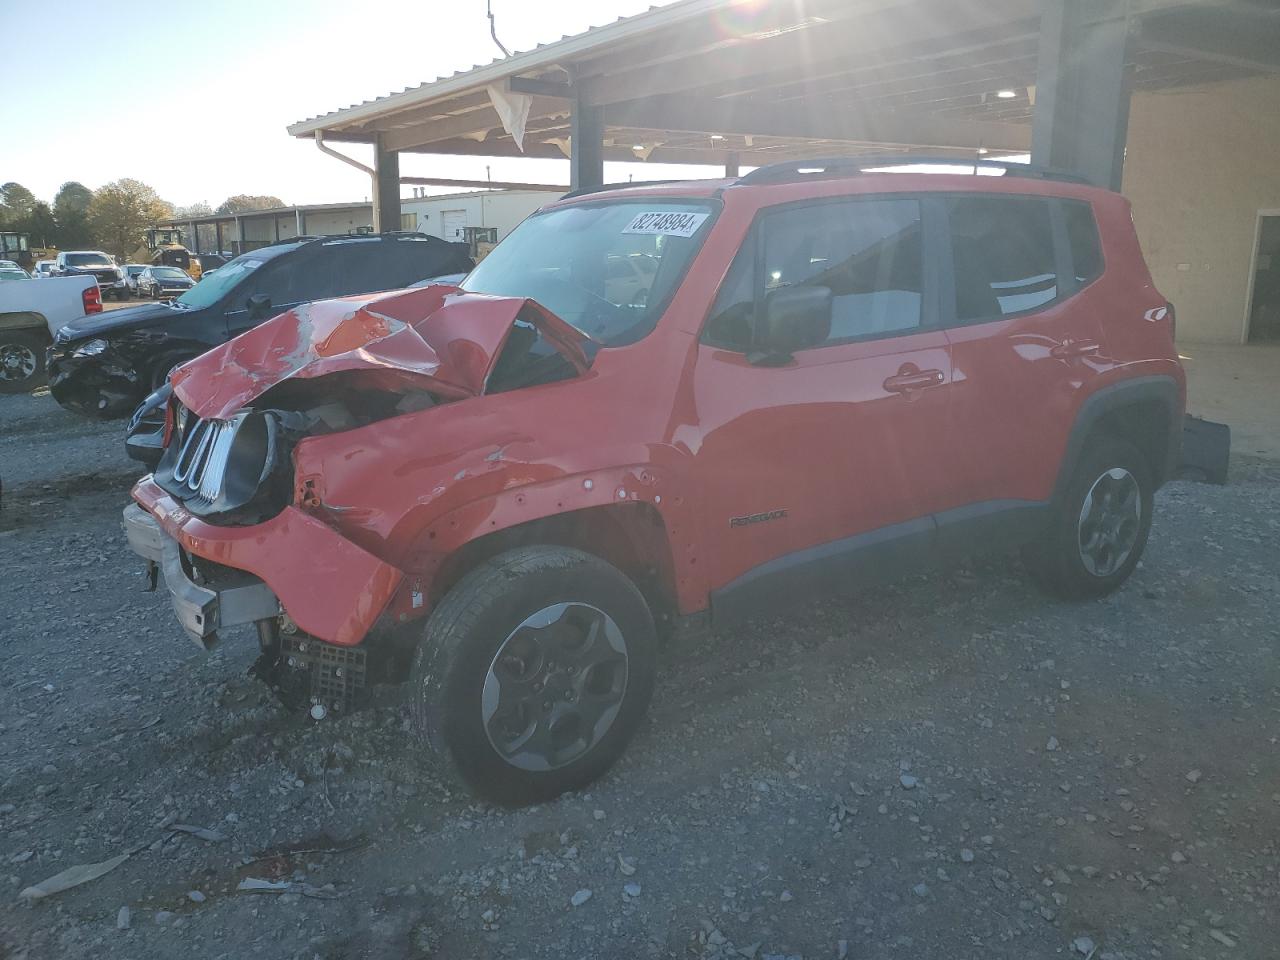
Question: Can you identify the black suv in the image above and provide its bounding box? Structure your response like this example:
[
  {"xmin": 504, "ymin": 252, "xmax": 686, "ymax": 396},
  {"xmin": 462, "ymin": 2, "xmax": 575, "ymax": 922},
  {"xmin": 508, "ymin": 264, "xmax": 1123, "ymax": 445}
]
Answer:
[{"xmin": 48, "ymin": 233, "xmax": 474, "ymax": 419}]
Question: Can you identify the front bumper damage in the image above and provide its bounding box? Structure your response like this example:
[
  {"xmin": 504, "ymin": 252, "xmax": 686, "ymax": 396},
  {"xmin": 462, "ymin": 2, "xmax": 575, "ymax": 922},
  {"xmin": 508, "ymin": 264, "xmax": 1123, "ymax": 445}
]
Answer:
[
  {"xmin": 126, "ymin": 478, "xmax": 404, "ymax": 648},
  {"xmin": 123, "ymin": 503, "xmax": 280, "ymax": 648},
  {"xmin": 47, "ymin": 348, "xmax": 142, "ymax": 419}
]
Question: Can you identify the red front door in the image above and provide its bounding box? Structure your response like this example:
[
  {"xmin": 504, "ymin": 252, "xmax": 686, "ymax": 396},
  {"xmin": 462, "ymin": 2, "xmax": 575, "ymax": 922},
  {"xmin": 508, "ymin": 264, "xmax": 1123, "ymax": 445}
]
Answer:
[{"xmin": 684, "ymin": 196, "xmax": 954, "ymax": 603}]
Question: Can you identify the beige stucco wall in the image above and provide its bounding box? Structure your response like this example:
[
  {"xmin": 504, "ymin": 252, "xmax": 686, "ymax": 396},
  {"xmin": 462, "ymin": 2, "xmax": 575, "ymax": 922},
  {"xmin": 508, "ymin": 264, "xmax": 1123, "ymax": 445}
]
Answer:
[{"xmin": 1122, "ymin": 74, "xmax": 1280, "ymax": 344}]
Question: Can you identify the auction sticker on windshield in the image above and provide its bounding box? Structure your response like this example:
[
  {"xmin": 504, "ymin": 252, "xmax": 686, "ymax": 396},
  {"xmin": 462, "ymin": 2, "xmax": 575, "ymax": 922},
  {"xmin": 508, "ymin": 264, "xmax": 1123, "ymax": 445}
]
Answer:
[{"xmin": 621, "ymin": 211, "xmax": 710, "ymax": 238}]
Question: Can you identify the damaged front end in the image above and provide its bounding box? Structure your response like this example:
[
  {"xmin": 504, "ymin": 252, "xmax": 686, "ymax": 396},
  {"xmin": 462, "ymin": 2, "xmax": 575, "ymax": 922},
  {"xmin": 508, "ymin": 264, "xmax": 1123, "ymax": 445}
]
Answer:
[
  {"xmin": 125, "ymin": 283, "xmax": 595, "ymax": 715},
  {"xmin": 47, "ymin": 336, "xmax": 146, "ymax": 419}
]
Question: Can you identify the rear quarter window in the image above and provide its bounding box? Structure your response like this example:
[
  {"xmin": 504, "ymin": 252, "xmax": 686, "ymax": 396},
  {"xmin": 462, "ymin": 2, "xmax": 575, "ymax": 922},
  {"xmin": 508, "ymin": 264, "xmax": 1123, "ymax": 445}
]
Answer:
[{"xmin": 1063, "ymin": 200, "xmax": 1103, "ymax": 284}]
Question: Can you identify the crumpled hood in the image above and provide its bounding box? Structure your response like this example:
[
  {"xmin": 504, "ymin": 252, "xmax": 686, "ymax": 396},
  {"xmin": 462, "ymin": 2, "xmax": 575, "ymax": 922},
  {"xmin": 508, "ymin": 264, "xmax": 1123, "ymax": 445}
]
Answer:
[
  {"xmin": 59, "ymin": 301, "xmax": 176, "ymax": 341},
  {"xmin": 171, "ymin": 284, "xmax": 592, "ymax": 420}
]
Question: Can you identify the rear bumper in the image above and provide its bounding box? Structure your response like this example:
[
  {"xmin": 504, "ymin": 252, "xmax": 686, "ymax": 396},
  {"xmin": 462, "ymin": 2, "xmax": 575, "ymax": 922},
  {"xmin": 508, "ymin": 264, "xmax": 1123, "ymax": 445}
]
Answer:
[
  {"xmin": 123, "ymin": 503, "xmax": 279, "ymax": 648},
  {"xmin": 130, "ymin": 477, "xmax": 404, "ymax": 647}
]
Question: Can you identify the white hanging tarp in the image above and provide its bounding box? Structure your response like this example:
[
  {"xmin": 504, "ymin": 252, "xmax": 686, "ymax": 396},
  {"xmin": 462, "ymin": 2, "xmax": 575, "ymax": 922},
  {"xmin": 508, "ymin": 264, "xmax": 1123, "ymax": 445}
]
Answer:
[{"xmin": 488, "ymin": 83, "xmax": 533, "ymax": 152}]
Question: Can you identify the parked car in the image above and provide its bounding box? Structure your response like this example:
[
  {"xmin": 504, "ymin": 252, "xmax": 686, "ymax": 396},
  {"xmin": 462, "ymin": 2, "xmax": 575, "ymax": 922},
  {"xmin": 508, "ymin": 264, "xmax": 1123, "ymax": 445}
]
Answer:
[
  {"xmin": 0, "ymin": 259, "xmax": 21, "ymax": 270},
  {"xmin": 0, "ymin": 267, "xmax": 32, "ymax": 282},
  {"xmin": 33, "ymin": 260, "xmax": 56, "ymax": 278},
  {"xmin": 119, "ymin": 159, "xmax": 1184, "ymax": 803},
  {"xmin": 54, "ymin": 250, "xmax": 122, "ymax": 298},
  {"xmin": 49, "ymin": 233, "xmax": 473, "ymax": 418},
  {"xmin": 121, "ymin": 264, "xmax": 148, "ymax": 297},
  {"xmin": 137, "ymin": 265, "xmax": 195, "ymax": 299},
  {"xmin": 604, "ymin": 252, "xmax": 659, "ymax": 306},
  {"xmin": 0, "ymin": 275, "xmax": 100, "ymax": 392}
]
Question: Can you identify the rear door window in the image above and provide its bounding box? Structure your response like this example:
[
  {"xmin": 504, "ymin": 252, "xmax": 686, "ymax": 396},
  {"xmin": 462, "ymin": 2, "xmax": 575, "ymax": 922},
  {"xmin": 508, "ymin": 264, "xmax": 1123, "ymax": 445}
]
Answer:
[{"xmin": 946, "ymin": 197, "xmax": 1059, "ymax": 322}]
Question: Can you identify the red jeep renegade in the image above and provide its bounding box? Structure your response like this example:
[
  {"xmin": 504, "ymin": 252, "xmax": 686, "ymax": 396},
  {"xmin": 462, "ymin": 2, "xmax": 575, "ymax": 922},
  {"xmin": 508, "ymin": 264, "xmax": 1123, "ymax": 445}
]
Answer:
[{"xmin": 123, "ymin": 158, "xmax": 1184, "ymax": 803}]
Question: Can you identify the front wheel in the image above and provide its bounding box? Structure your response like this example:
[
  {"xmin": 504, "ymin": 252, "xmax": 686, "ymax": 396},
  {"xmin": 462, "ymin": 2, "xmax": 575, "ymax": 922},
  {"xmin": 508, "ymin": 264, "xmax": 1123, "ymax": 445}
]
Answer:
[
  {"xmin": 410, "ymin": 546, "xmax": 657, "ymax": 805},
  {"xmin": 1023, "ymin": 436, "xmax": 1154, "ymax": 599}
]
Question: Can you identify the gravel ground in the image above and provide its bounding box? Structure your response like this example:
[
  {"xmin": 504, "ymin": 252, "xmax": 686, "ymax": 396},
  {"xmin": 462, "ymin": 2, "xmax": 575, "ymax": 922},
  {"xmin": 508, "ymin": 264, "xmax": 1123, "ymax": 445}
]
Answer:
[{"xmin": 1, "ymin": 390, "xmax": 1277, "ymax": 960}]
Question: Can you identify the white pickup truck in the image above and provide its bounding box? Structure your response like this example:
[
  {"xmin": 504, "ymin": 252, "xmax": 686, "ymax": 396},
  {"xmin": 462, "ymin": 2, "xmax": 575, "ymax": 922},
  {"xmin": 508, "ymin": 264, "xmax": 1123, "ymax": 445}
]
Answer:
[{"xmin": 0, "ymin": 275, "xmax": 100, "ymax": 393}]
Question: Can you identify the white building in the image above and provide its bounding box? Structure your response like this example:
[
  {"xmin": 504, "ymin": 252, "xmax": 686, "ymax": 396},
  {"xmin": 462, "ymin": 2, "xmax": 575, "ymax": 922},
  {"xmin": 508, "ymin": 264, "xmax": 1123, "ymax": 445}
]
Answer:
[{"xmin": 165, "ymin": 189, "xmax": 554, "ymax": 257}]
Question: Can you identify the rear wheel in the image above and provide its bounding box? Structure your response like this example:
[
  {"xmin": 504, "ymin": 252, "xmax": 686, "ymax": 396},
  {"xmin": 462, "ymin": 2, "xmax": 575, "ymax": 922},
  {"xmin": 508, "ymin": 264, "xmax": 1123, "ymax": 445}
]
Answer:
[
  {"xmin": 1023, "ymin": 436, "xmax": 1153, "ymax": 599},
  {"xmin": 410, "ymin": 546, "xmax": 657, "ymax": 804},
  {"xmin": 0, "ymin": 330, "xmax": 47, "ymax": 394}
]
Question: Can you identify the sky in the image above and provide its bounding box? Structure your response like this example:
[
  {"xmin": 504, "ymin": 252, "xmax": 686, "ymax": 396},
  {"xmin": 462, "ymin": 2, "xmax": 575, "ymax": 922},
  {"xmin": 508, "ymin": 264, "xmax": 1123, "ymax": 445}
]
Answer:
[{"xmin": 0, "ymin": 0, "xmax": 699, "ymax": 210}]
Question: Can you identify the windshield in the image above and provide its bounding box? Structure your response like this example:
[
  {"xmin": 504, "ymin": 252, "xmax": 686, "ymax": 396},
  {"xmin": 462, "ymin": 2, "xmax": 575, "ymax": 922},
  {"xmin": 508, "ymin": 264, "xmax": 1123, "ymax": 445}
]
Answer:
[
  {"xmin": 0, "ymin": 269, "xmax": 31, "ymax": 281},
  {"xmin": 66, "ymin": 253, "xmax": 112, "ymax": 267},
  {"xmin": 176, "ymin": 255, "xmax": 265, "ymax": 309},
  {"xmin": 460, "ymin": 199, "xmax": 718, "ymax": 345},
  {"xmin": 153, "ymin": 267, "xmax": 188, "ymax": 279}
]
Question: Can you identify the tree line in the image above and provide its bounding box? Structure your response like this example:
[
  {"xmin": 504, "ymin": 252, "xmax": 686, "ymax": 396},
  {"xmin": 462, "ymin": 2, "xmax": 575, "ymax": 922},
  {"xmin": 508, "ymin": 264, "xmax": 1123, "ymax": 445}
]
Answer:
[{"xmin": 0, "ymin": 180, "xmax": 284, "ymax": 261}]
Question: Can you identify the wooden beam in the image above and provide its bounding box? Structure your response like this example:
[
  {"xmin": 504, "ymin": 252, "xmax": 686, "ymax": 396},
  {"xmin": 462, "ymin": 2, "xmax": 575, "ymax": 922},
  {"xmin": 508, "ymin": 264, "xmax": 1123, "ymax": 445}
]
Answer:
[
  {"xmin": 1139, "ymin": 6, "xmax": 1280, "ymax": 73},
  {"xmin": 380, "ymin": 96, "xmax": 570, "ymax": 152},
  {"xmin": 400, "ymin": 176, "xmax": 567, "ymax": 192},
  {"xmin": 578, "ymin": 0, "xmax": 1035, "ymax": 105},
  {"xmin": 508, "ymin": 76, "xmax": 574, "ymax": 98},
  {"xmin": 603, "ymin": 94, "xmax": 1030, "ymax": 152}
]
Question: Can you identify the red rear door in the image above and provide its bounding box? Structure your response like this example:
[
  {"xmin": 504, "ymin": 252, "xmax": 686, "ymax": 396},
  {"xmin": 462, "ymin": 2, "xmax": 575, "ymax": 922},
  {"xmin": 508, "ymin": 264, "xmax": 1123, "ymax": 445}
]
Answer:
[{"xmin": 941, "ymin": 194, "xmax": 1114, "ymax": 513}]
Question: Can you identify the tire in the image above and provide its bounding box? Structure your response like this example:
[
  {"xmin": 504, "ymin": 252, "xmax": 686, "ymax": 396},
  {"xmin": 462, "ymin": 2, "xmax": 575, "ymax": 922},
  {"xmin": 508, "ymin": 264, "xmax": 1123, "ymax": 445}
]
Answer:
[
  {"xmin": 1023, "ymin": 436, "xmax": 1154, "ymax": 600},
  {"xmin": 149, "ymin": 353, "xmax": 194, "ymax": 392},
  {"xmin": 410, "ymin": 545, "xmax": 657, "ymax": 805},
  {"xmin": 0, "ymin": 330, "xmax": 47, "ymax": 394}
]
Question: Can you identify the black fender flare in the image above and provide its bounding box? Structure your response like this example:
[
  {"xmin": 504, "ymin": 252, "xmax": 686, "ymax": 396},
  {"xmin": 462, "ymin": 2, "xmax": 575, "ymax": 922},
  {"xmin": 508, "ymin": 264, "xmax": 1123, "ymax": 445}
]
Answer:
[{"xmin": 1053, "ymin": 375, "xmax": 1183, "ymax": 506}]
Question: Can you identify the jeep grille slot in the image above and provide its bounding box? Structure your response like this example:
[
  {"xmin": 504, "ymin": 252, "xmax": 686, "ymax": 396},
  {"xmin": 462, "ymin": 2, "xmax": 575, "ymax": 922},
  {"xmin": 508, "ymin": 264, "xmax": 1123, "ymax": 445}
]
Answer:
[{"xmin": 172, "ymin": 415, "xmax": 232, "ymax": 504}]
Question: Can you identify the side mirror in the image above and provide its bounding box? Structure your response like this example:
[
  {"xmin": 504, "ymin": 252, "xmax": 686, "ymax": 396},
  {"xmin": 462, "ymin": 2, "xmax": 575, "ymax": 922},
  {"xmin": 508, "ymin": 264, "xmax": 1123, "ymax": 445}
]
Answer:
[
  {"xmin": 246, "ymin": 293, "xmax": 273, "ymax": 321},
  {"xmin": 749, "ymin": 285, "xmax": 832, "ymax": 366}
]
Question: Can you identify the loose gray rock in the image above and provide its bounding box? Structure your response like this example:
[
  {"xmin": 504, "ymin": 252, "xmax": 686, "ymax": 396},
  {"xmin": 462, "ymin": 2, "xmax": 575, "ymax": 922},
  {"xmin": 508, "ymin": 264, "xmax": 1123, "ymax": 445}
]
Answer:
[
  {"xmin": 187, "ymin": 890, "xmax": 205, "ymax": 903},
  {"xmin": 900, "ymin": 774, "xmax": 919, "ymax": 789},
  {"xmin": 960, "ymin": 848, "xmax": 975, "ymax": 863},
  {"xmin": 913, "ymin": 882, "xmax": 929, "ymax": 897},
  {"xmin": 623, "ymin": 882, "xmax": 641, "ymax": 898},
  {"xmin": 570, "ymin": 889, "xmax": 592, "ymax": 907},
  {"xmin": 154, "ymin": 911, "xmax": 174, "ymax": 924},
  {"xmin": 116, "ymin": 906, "xmax": 130, "ymax": 930},
  {"xmin": 1073, "ymin": 935, "xmax": 1096, "ymax": 955}
]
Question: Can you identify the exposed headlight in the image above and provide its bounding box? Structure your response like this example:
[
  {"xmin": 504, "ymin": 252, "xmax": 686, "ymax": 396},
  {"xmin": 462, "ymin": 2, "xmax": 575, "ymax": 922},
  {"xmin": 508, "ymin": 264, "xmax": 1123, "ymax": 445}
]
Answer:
[
  {"xmin": 163, "ymin": 409, "xmax": 284, "ymax": 516},
  {"xmin": 71, "ymin": 338, "xmax": 109, "ymax": 358}
]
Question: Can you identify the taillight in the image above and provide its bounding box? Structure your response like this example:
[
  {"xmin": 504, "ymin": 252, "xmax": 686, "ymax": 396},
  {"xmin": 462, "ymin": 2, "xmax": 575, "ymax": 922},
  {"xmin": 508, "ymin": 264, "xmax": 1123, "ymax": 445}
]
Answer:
[{"xmin": 82, "ymin": 285, "xmax": 102, "ymax": 315}]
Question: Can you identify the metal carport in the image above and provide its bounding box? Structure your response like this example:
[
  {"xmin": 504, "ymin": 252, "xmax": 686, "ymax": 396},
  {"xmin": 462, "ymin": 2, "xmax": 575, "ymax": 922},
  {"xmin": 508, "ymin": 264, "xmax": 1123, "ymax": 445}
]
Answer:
[{"xmin": 286, "ymin": 0, "xmax": 1278, "ymax": 229}]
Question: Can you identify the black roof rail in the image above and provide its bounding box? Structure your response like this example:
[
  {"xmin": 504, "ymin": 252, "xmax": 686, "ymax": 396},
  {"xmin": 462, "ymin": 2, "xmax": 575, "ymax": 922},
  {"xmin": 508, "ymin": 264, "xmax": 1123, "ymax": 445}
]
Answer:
[
  {"xmin": 736, "ymin": 155, "xmax": 1092, "ymax": 187},
  {"xmin": 560, "ymin": 179, "xmax": 689, "ymax": 200}
]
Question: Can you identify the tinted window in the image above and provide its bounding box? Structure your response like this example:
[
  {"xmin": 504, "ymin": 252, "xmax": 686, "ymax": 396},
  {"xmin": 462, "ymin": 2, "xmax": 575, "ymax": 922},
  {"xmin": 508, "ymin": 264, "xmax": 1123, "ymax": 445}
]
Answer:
[
  {"xmin": 1063, "ymin": 201, "xmax": 1102, "ymax": 284},
  {"xmin": 302, "ymin": 238, "xmax": 454, "ymax": 301},
  {"xmin": 65, "ymin": 252, "xmax": 112, "ymax": 267},
  {"xmin": 947, "ymin": 197, "xmax": 1057, "ymax": 321},
  {"xmin": 706, "ymin": 198, "xmax": 923, "ymax": 349},
  {"xmin": 243, "ymin": 256, "xmax": 307, "ymax": 307}
]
